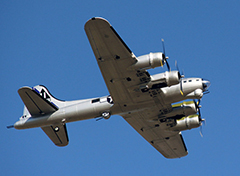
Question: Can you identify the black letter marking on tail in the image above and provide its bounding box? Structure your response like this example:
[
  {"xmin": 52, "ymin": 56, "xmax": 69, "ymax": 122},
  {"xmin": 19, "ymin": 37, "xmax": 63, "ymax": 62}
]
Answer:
[{"xmin": 40, "ymin": 89, "xmax": 51, "ymax": 102}]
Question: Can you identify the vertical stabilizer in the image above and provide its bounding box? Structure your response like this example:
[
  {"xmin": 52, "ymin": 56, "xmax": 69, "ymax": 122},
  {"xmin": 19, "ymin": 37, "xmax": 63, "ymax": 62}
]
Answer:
[
  {"xmin": 22, "ymin": 106, "xmax": 31, "ymax": 118},
  {"xmin": 18, "ymin": 85, "xmax": 65, "ymax": 117},
  {"xmin": 32, "ymin": 85, "xmax": 66, "ymax": 108}
]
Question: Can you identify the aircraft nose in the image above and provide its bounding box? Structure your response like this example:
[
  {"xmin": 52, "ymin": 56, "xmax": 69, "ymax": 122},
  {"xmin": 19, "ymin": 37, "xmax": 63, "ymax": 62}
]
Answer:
[{"xmin": 202, "ymin": 79, "xmax": 211, "ymax": 91}]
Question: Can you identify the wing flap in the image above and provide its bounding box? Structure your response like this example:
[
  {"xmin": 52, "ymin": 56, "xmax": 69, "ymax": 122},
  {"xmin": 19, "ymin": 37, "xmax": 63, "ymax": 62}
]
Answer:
[
  {"xmin": 41, "ymin": 123, "xmax": 69, "ymax": 147},
  {"xmin": 18, "ymin": 87, "xmax": 58, "ymax": 116}
]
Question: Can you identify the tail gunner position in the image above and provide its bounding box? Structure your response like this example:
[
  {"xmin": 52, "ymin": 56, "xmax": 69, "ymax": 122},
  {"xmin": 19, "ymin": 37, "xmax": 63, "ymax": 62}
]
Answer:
[{"xmin": 8, "ymin": 18, "xmax": 210, "ymax": 159}]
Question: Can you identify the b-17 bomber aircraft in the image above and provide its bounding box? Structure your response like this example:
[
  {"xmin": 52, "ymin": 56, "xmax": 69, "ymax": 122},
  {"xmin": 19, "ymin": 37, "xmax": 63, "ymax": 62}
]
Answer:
[{"xmin": 8, "ymin": 17, "xmax": 210, "ymax": 159}]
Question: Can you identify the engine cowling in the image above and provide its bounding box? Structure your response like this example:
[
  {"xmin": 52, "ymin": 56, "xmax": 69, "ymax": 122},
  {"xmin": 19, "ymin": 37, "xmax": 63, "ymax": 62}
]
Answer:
[
  {"xmin": 147, "ymin": 71, "xmax": 181, "ymax": 89},
  {"xmin": 185, "ymin": 89, "xmax": 203, "ymax": 99},
  {"xmin": 163, "ymin": 101, "xmax": 198, "ymax": 119},
  {"xmin": 130, "ymin": 52, "xmax": 164, "ymax": 70},
  {"xmin": 170, "ymin": 115, "xmax": 201, "ymax": 131}
]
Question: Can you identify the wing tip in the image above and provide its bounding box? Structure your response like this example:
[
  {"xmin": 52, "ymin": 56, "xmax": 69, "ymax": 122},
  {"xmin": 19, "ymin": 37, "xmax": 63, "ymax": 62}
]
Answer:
[
  {"xmin": 164, "ymin": 151, "xmax": 188, "ymax": 159},
  {"xmin": 18, "ymin": 86, "xmax": 31, "ymax": 94},
  {"xmin": 55, "ymin": 141, "xmax": 69, "ymax": 147},
  {"xmin": 85, "ymin": 17, "xmax": 110, "ymax": 29},
  {"xmin": 90, "ymin": 16, "xmax": 107, "ymax": 21}
]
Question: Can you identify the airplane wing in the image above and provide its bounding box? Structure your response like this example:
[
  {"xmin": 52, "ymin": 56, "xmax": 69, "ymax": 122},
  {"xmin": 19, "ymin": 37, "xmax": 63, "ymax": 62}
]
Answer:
[
  {"xmin": 41, "ymin": 123, "xmax": 69, "ymax": 146},
  {"xmin": 85, "ymin": 17, "xmax": 187, "ymax": 158},
  {"xmin": 18, "ymin": 87, "xmax": 59, "ymax": 116},
  {"xmin": 85, "ymin": 17, "xmax": 152, "ymax": 107},
  {"xmin": 122, "ymin": 106, "xmax": 188, "ymax": 158}
]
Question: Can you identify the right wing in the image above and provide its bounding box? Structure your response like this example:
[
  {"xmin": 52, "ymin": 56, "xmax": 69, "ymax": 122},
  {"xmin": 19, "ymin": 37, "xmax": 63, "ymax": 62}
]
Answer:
[
  {"xmin": 41, "ymin": 123, "xmax": 69, "ymax": 147},
  {"xmin": 122, "ymin": 106, "xmax": 188, "ymax": 159}
]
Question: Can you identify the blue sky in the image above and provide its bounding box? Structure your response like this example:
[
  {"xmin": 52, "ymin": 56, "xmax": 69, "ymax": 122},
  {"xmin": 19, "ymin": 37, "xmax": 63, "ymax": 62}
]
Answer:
[{"xmin": 1, "ymin": 1, "xmax": 239, "ymax": 175}]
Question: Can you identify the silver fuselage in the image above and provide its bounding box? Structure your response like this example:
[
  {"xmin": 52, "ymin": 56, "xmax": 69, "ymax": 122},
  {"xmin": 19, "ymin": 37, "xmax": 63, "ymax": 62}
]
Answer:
[{"xmin": 14, "ymin": 77, "xmax": 210, "ymax": 130}]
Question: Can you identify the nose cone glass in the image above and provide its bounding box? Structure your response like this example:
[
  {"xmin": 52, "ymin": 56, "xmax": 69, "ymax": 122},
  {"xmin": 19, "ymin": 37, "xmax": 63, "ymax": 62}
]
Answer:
[{"xmin": 202, "ymin": 79, "xmax": 211, "ymax": 91}]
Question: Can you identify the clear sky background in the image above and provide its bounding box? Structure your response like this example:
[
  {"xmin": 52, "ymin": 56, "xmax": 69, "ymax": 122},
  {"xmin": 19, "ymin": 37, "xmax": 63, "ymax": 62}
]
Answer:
[{"xmin": 1, "ymin": 1, "xmax": 239, "ymax": 175}]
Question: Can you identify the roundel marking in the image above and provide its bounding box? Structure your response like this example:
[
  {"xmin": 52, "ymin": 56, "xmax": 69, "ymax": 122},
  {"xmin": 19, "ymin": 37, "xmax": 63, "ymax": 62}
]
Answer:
[{"xmin": 107, "ymin": 95, "xmax": 114, "ymax": 104}]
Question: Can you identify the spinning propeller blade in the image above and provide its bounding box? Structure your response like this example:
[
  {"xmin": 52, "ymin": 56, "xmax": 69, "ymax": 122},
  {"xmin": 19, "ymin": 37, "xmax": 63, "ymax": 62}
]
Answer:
[
  {"xmin": 161, "ymin": 40, "xmax": 185, "ymax": 96},
  {"xmin": 161, "ymin": 39, "xmax": 165, "ymax": 55},
  {"xmin": 175, "ymin": 61, "xmax": 184, "ymax": 78},
  {"xmin": 175, "ymin": 61, "xmax": 184, "ymax": 95},
  {"xmin": 161, "ymin": 39, "xmax": 170, "ymax": 71},
  {"xmin": 193, "ymin": 99, "xmax": 206, "ymax": 137}
]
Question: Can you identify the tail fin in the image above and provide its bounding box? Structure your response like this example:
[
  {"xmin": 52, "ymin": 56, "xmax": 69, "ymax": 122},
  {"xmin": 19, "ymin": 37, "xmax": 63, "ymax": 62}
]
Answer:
[
  {"xmin": 18, "ymin": 85, "xmax": 69, "ymax": 146},
  {"xmin": 22, "ymin": 105, "xmax": 31, "ymax": 117},
  {"xmin": 32, "ymin": 85, "xmax": 65, "ymax": 108},
  {"xmin": 18, "ymin": 85, "xmax": 65, "ymax": 117}
]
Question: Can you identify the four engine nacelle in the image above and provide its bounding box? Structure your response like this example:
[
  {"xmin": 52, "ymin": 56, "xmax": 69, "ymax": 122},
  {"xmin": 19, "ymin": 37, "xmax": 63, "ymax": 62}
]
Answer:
[
  {"xmin": 131, "ymin": 52, "xmax": 164, "ymax": 70},
  {"xmin": 130, "ymin": 51, "xmax": 204, "ymax": 133},
  {"xmin": 147, "ymin": 71, "xmax": 181, "ymax": 89},
  {"xmin": 129, "ymin": 52, "xmax": 182, "ymax": 90},
  {"xmin": 170, "ymin": 115, "xmax": 201, "ymax": 131}
]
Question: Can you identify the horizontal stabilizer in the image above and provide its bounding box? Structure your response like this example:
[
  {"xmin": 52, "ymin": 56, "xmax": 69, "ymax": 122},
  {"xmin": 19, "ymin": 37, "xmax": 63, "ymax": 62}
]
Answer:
[
  {"xmin": 18, "ymin": 87, "xmax": 59, "ymax": 116},
  {"xmin": 41, "ymin": 123, "xmax": 69, "ymax": 147}
]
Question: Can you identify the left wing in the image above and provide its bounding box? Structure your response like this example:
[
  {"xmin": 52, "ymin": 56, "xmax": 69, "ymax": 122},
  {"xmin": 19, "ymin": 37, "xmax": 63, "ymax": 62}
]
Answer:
[
  {"xmin": 41, "ymin": 123, "xmax": 69, "ymax": 147},
  {"xmin": 85, "ymin": 17, "xmax": 152, "ymax": 108}
]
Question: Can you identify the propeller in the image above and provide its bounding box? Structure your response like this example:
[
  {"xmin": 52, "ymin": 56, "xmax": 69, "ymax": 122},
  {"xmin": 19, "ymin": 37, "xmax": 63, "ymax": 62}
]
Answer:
[
  {"xmin": 175, "ymin": 61, "xmax": 185, "ymax": 95},
  {"xmin": 193, "ymin": 99, "xmax": 206, "ymax": 137},
  {"xmin": 175, "ymin": 61, "xmax": 184, "ymax": 78},
  {"xmin": 161, "ymin": 39, "xmax": 170, "ymax": 71},
  {"xmin": 161, "ymin": 39, "xmax": 185, "ymax": 96}
]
